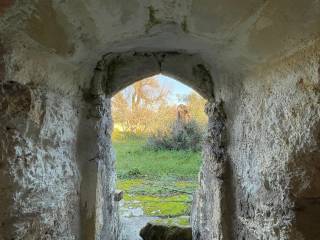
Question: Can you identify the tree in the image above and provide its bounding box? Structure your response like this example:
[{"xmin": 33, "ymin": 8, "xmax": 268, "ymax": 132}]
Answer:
[
  {"xmin": 183, "ymin": 92, "xmax": 207, "ymax": 126},
  {"xmin": 112, "ymin": 92, "xmax": 128, "ymax": 122},
  {"xmin": 129, "ymin": 77, "xmax": 168, "ymax": 112},
  {"xmin": 112, "ymin": 77, "xmax": 170, "ymax": 134}
]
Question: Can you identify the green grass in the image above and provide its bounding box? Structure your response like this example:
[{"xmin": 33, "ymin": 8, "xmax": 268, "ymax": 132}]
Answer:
[
  {"xmin": 124, "ymin": 194, "xmax": 191, "ymax": 217},
  {"xmin": 117, "ymin": 178, "xmax": 193, "ymax": 218},
  {"xmin": 114, "ymin": 134, "xmax": 201, "ymax": 225},
  {"xmin": 151, "ymin": 216, "xmax": 190, "ymax": 227},
  {"xmin": 117, "ymin": 178, "xmax": 197, "ymax": 196},
  {"xmin": 114, "ymin": 135, "xmax": 202, "ymax": 180}
]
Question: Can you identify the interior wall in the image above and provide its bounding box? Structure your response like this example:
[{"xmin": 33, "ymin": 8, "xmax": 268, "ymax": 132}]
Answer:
[
  {"xmin": 76, "ymin": 64, "xmax": 120, "ymax": 240},
  {"xmin": 192, "ymin": 101, "xmax": 231, "ymax": 240},
  {"xmin": 0, "ymin": 1, "xmax": 319, "ymax": 238},
  {"xmin": 1, "ymin": 45, "xmax": 319, "ymax": 240},
  {"xmin": 223, "ymin": 41, "xmax": 320, "ymax": 239},
  {"xmin": 0, "ymin": 81, "xmax": 81, "ymax": 239}
]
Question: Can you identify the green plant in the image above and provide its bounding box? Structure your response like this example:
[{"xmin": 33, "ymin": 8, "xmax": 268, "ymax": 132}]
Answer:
[
  {"xmin": 127, "ymin": 168, "xmax": 142, "ymax": 178},
  {"xmin": 114, "ymin": 136, "xmax": 201, "ymax": 180},
  {"xmin": 146, "ymin": 120, "xmax": 204, "ymax": 152}
]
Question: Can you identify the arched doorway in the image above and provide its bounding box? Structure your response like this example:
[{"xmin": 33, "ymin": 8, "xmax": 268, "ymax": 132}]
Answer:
[
  {"xmin": 112, "ymin": 74, "xmax": 207, "ymax": 239},
  {"xmin": 78, "ymin": 51, "xmax": 230, "ymax": 239}
]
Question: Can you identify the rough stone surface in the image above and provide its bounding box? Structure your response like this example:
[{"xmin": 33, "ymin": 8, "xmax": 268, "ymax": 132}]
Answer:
[
  {"xmin": 0, "ymin": 81, "xmax": 81, "ymax": 239},
  {"xmin": 0, "ymin": 0, "xmax": 14, "ymax": 16},
  {"xmin": 98, "ymin": 52, "xmax": 215, "ymax": 100},
  {"xmin": 139, "ymin": 223, "xmax": 192, "ymax": 240},
  {"xmin": 77, "ymin": 65, "xmax": 120, "ymax": 240},
  {"xmin": 0, "ymin": 1, "xmax": 319, "ymax": 239},
  {"xmin": 192, "ymin": 101, "xmax": 230, "ymax": 240},
  {"xmin": 224, "ymin": 44, "xmax": 320, "ymax": 239}
]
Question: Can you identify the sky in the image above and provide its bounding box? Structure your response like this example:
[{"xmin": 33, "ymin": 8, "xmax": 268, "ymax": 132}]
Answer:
[{"xmin": 155, "ymin": 74, "xmax": 193, "ymax": 104}]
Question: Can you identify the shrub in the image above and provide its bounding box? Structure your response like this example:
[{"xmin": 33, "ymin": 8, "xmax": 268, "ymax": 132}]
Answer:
[
  {"xmin": 146, "ymin": 120, "xmax": 204, "ymax": 152},
  {"xmin": 118, "ymin": 168, "xmax": 143, "ymax": 179},
  {"xmin": 127, "ymin": 168, "xmax": 143, "ymax": 177}
]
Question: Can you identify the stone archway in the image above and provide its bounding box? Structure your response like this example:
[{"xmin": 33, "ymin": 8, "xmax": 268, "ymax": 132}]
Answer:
[
  {"xmin": 0, "ymin": 1, "xmax": 319, "ymax": 239},
  {"xmin": 77, "ymin": 51, "xmax": 230, "ymax": 240},
  {"xmin": 94, "ymin": 51, "xmax": 215, "ymax": 99}
]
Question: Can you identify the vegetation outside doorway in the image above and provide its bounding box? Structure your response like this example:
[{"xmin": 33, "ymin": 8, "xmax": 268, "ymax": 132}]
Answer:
[{"xmin": 112, "ymin": 74, "xmax": 207, "ymax": 239}]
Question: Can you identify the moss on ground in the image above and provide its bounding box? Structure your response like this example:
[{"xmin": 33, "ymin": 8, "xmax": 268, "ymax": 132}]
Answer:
[
  {"xmin": 117, "ymin": 179, "xmax": 144, "ymax": 192},
  {"xmin": 152, "ymin": 216, "xmax": 190, "ymax": 227},
  {"xmin": 115, "ymin": 136, "xmax": 200, "ymax": 227},
  {"xmin": 123, "ymin": 194, "xmax": 190, "ymax": 217},
  {"xmin": 117, "ymin": 179, "xmax": 194, "ymax": 217}
]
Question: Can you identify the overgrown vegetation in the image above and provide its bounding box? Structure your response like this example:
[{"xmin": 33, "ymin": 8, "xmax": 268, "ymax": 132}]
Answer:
[
  {"xmin": 114, "ymin": 135, "xmax": 201, "ymax": 224},
  {"xmin": 146, "ymin": 120, "xmax": 204, "ymax": 152},
  {"xmin": 114, "ymin": 134, "xmax": 201, "ymax": 180},
  {"xmin": 112, "ymin": 75, "xmax": 207, "ymax": 228},
  {"xmin": 112, "ymin": 77, "xmax": 207, "ymax": 135}
]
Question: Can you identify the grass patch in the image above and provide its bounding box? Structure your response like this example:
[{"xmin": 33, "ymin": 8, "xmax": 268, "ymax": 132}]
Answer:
[
  {"xmin": 151, "ymin": 216, "xmax": 190, "ymax": 227},
  {"xmin": 117, "ymin": 178, "xmax": 197, "ymax": 198},
  {"xmin": 123, "ymin": 193, "xmax": 191, "ymax": 217},
  {"xmin": 114, "ymin": 136, "xmax": 201, "ymax": 180},
  {"xmin": 114, "ymin": 135, "xmax": 200, "ymax": 225},
  {"xmin": 117, "ymin": 178, "xmax": 193, "ymax": 219}
]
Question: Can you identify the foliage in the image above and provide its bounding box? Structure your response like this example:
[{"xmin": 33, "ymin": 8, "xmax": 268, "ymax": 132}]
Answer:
[
  {"xmin": 117, "ymin": 178, "xmax": 197, "ymax": 196},
  {"xmin": 112, "ymin": 77, "xmax": 170, "ymax": 134},
  {"xmin": 126, "ymin": 168, "xmax": 143, "ymax": 178},
  {"xmin": 114, "ymin": 136, "xmax": 200, "ymax": 225},
  {"xmin": 112, "ymin": 76, "xmax": 208, "ymax": 136},
  {"xmin": 146, "ymin": 120, "xmax": 204, "ymax": 152},
  {"xmin": 179, "ymin": 92, "xmax": 208, "ymax": 126},
  {"xmin": 112, "ymin": 92, "xmax": 130, "ymax": 131}
]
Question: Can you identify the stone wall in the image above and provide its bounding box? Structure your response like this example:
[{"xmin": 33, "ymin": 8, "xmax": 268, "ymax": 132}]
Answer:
[
  {"xmin": 0, "ymin": 81, "xmax": 81, "ymax": 239},
  {"xmin": 1, "ymin": 48, "xmax": 319, "ymax": 240},
  {"xmin": 225, "ymin": 43, "xmax": 320, "ymax": 239},
  {"xmin": 76, "ymin": 64, "xmax": 121, "ymax": 240},
  {"xmin": 191, "ymin": 41, "xmax": 320, "ymax": 240},
  {"xmin": 192, "ymin": 101, "xmax": 231, "ymax": 240},
  {"xmin": 0, "ymin": 1, "xmax": 319, "ymax": 238},
  {"xmin": 0, "ymin": 79, "xmax": 120, "ymax": 240}
]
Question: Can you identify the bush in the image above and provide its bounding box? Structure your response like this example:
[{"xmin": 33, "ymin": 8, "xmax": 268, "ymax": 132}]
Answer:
[
  {"xmin": 146, "ymin": 120, "xmax": 204, "ymax": 152},
  {"xmin": 127, "ymin": 168, "xmax": 143, "ymax": 177},
  {"xmin": 118, "ymin": 168, "xmax": 143, "ymax": 179}
]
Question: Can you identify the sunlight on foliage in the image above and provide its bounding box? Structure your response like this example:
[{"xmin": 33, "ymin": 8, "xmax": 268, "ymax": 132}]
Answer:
[
  {"xmin": 112, "ymin": 75, "xmax": 207, "ymax": 136},
  {"xmin": 113, "ymin": 75, "xmax": 204, "ymax": 228}
]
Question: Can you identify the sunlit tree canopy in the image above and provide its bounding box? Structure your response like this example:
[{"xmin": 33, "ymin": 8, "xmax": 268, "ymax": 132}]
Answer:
[{"xmin": 112, "ymin": 75, "xmax": 207, "ymax": 136}]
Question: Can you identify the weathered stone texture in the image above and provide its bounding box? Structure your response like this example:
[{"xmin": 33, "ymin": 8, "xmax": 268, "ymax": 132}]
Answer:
[
  {"xmin": 0, "ymin": 42, "xmax": 6, "ymax": 82},
  {"xmin": 0, "ymin": 0, "xmax": 14, "ymax": 16},
  {"xmin": 0, "ymin": 82, "xmax": 81, "ymax": 239},
  {"xmin": 92, "ymin": 96, "xmax": 120, "ymax": 240},
  {"xmin": 0, "ymin": 0, "xmax": 319, "ymax": 239},
  {"xmin": 192, "ymin": 101, "xmax": 230, "ymax": 240},
  {"xmin": 139, "ymin": 222, "xmax": 192, "ymax": 240},
  {"xmin": 226, "ymin": 44, "xmax": 320, "ymax": 239},
  {"xmin": 77, "ymin": 64, "xmax": 120, "ymax": 240}
]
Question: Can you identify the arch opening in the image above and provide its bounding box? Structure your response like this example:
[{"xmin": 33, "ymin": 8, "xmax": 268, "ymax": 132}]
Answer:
[
  {"xmin": 93, "ymin": 51, "xmax": 215, "ymax": 101},
  {"xmin": 81, "ymin": 51, "xmax": 230, "ymax": 240},
  {"xmin": 112, "ymin": 74, "xmax": 207, "ymax": 239}
]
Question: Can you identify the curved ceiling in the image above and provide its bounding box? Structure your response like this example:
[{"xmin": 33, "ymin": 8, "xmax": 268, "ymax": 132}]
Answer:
[{"xmin": 0, "ymin": 0, "xmax": 319, "ymax": 84}]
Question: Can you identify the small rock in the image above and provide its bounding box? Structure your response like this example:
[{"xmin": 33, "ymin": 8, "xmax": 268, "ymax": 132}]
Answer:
[{"xmin": 139, "ymin": 222, "xmax": 192, "ymax": 240}]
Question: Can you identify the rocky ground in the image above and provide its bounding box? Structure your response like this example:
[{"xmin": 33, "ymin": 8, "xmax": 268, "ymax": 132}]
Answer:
[{"xmin": 118, "ymin": 179, "xmax": 193, "ymax": 240}]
